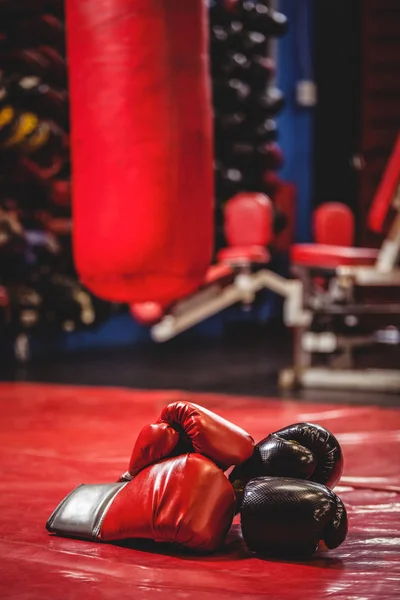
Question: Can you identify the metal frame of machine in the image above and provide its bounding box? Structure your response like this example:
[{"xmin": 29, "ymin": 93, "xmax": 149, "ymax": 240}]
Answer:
[{"xmin": 151, "ymin": 135, "xmax": 400, "ymax": 393}]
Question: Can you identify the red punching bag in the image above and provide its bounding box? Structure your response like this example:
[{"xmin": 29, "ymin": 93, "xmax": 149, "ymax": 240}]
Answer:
[{"xmin": 65, "ymin": 0, "xmax": 214, "ymax": 304}]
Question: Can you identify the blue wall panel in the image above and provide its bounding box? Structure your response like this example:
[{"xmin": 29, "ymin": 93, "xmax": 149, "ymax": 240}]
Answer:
[{"xmin": 277, "ymin": 0, "xmax": 315, "ymax": 242}]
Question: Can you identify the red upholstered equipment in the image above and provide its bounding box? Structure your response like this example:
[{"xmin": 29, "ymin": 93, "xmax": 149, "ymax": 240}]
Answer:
[
  {"xmin": 218, "ymin": 192, "xmax": 273, "ymax": 263},
  {"xmin": 131, "ymin": 194, "xmax": 273, "ymax": 325},
  {"xmin": 313, "ymin": 203, "xmax": 355, "ymax": 246},
  {"xmin": 204, "ymin": 263, "xmax": 234, "ymax": 283},
  {"xmin": 368, "ymin": 133, "xmax": 400, "ymax": 234},
  {"xmin": 130, "ymin": 302, "xmax": 164, "ymax": 326},
  {"xmin": 291, "ymin": 245, "xmax": 379, "ymax": 269},
  {"xmin": 130, "ymin": 264, "xmax": 235, "ymax": 325},
  {"xmin": 292, "ymin": 133, "xmax": 400, "ymax": 268},
  {"xmin": 66, "ymin": 0, "xmax": 214, "ymax": 305},
  {"xmin": 218, "ymin": 246, "xmax": 271, "ymax": 263}
]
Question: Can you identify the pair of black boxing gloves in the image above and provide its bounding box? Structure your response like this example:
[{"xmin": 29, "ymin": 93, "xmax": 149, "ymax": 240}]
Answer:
[{"xmin": 46, "ymin": 402, "xmax": 347, "ymax": 558}]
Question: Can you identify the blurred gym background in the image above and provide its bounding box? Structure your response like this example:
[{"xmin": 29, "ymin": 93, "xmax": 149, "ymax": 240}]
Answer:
[{"xmin": 0, "ymin": 0, "xmax": 399, "ymax": 400}]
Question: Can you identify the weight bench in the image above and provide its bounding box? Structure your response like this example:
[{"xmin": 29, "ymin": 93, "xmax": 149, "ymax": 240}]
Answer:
[
  {"xmin": 133, "ymin": 135, "xmax": 400, "ymax": 394},
  {"xmin": 280, "ymin": 133, "xmax": 400, "ymax": 392},
  {"xmin": 131, "ymin": 189, "xmax": 305, "ymax": 341}
]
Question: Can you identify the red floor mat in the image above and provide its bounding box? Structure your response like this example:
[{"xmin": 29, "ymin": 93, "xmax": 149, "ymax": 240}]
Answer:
[{"xmin": 0, "ymin": 383, "xmax": 399, "ymax": 599}]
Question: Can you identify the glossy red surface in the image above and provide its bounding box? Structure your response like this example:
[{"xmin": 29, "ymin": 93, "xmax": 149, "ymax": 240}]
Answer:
[
  {"xmin": 313, "ymin": 203, "xmax": 355, "ymax": 247},
  {"xmin": 224, "ymin": 193, "xmax": 273, "ymax": 248},
  {"xmin": 217, "ymin": 245, "xmax": 271, "ymax": 264},
  {"xmin": 1, "ymin": 383, "xmax": 399, "ymax": 599},
  {"xmin": 291, "ymin": 244, "xmax": 379, "ymax": 268}
]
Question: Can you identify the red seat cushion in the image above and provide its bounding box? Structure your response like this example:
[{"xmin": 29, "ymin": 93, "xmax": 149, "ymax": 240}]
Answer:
[
  {"xmin": 218, "ymin": 245, "xmax": 270, "ymax": 264},
  {"xmin": 291, "ymin": 244, "xmax": 379, "ymax": 268},
  {"xmin": 224, "ymin": 192, "xmax": 273, "ymax": 247},
  {"xmin": 313, "ymin": 203, "xmax": 354, "ymax": 246},
  {"xmin": 204, "ymin": 263, "xmax": 234, "ymax": 283}
]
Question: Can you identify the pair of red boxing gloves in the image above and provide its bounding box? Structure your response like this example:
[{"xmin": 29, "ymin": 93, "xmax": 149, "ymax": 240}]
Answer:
[{"xmin": 46, "ymin": 401, "xmax": 347, "ymax": 557}]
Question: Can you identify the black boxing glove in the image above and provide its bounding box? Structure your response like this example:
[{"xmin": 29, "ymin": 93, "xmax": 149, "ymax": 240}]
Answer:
[
  {"xmin": 229, "ymin": 422, "xmax": 343, "ymax": 509},
  {"xmin": 241, "ymin": 477, "xmax": 348, "ymax": 558}
]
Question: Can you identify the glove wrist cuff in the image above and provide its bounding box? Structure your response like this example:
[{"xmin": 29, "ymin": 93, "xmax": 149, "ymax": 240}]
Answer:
[{"xmin": 46, "ymin": 482, "xmax": 127, "ymax": 539}]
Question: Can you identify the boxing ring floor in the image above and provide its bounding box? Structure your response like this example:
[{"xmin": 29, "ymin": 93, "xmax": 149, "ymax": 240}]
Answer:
[{"xmin": 0, "ymin": 383, "xmax": 399, "ymax": 599}]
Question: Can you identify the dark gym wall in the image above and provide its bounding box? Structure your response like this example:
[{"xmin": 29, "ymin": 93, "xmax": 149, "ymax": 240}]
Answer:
[
  {"xmin": 314, "ymin": 0, "xmax": 400, "ymax": 246},
  {"xmin": 358, "ymin": 0, "xmax": 400, "ymax": 245},
  {"xmin": 313, "ymin": 0, "xmax": 361, "ymax": 224}
]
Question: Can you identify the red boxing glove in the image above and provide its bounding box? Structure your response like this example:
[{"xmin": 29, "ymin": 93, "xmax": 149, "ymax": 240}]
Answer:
[
  {"xmin": 47, "ymin": 454, "xmax": 236, "ymax": 554},
  {"xmin": 120, "ymin": 401, "xmax": 254, "ymax": 480}
]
